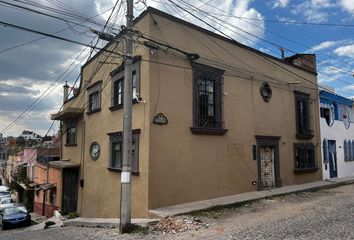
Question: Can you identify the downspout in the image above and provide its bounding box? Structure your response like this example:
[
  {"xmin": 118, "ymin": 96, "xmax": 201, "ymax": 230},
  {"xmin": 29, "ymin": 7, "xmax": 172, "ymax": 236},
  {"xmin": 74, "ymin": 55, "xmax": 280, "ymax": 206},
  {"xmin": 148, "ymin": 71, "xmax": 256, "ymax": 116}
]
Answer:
[
  {"xmin": 80, "ymin": 120, "xmax": 85, "ymax": 214},
  {"xmin": 42, "ymin": 190, "xmax": 45, "ymax": 216}
]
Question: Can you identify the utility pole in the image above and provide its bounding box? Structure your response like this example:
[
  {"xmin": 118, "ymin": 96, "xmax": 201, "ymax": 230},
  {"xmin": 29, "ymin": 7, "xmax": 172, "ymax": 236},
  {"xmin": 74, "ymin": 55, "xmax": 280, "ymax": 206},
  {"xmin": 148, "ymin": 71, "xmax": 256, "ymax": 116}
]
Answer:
[{"xmin": 120, "ymin": 0, "xmax": 134, "ymax": 233}]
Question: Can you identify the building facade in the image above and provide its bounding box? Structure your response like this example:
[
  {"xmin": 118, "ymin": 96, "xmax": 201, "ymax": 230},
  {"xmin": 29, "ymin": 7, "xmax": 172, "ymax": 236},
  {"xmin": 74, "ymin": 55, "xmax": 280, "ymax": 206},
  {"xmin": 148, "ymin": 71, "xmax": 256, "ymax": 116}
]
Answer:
[
  {"xmin": 52, "ymin": 8, "xmax": 322, "ymax": 218},
  {"xmin": 319, "ymin": 90, "xmax": 354, "ymax": 179}
]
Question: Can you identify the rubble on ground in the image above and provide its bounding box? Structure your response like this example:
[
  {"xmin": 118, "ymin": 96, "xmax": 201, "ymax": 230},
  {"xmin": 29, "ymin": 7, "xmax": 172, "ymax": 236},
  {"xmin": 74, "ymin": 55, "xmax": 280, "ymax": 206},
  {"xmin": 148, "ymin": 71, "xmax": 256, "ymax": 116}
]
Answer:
[{"xmin": 151, "ymin": 216, "xmax": 209, "ymax": 234}]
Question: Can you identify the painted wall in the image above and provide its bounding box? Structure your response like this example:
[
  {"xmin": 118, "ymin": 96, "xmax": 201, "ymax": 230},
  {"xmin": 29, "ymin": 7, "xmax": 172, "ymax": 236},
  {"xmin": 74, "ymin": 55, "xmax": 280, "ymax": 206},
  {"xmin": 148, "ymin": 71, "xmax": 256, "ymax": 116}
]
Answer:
[
  {"xmin": 58, "ymin": 9, "xmax": 323, "ymax": 218},
  {"xmin": 23, "ymin": 148, "xmax": 37, "ymax": 180},
  {"xmin": 60, "ymin": 15, "xmax": 152, "ymax": 218},
  {"xmin": 33, "ymin": 164, "xmax": 61, "ymax": 217},
  {"xmin": 147, "ymin": 11, "xmax": 322, "ymax": 210},
  {"xmin": 320, "ymin": 117, "xmax": 354, "ymax": 179}
]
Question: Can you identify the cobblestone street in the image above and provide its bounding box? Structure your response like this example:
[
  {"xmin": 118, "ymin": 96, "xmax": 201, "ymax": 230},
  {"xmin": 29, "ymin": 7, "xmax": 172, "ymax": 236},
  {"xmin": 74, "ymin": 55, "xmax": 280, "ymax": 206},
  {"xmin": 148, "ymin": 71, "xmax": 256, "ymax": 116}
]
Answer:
[{"xmin": 1, "ymin": 184, "xmax": 354, "ymax": 240}]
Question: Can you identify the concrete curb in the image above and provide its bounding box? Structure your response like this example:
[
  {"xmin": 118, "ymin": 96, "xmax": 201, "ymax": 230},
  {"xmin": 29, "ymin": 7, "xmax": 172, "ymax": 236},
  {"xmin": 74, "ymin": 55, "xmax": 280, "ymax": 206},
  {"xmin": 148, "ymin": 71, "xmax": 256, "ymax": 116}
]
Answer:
[
  {"xmin": 64, "ymin": 218, "xmax": 160, "ymax": 229},
  {"xmin": 150, "ymin": 177, "xmax": 354, "ymax": 218},
  {"xmin": 61, "ymin": 177, "xmax": 354, "ymax": 228}
]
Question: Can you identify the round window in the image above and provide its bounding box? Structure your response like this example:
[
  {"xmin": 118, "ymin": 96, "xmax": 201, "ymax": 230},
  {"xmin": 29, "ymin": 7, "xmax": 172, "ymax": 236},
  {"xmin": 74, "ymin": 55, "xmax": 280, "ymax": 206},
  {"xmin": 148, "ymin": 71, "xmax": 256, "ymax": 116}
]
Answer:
[{"xmin": 260, "ymin": 82, "xmax": 272, "ymax": 102}]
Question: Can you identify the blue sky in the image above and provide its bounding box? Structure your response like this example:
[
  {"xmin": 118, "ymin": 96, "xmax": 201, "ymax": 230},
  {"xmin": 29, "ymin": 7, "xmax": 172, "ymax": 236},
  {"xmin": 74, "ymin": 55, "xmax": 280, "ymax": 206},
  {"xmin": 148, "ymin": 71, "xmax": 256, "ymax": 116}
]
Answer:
[{"xmin": 0, "ymin": 0, "xmax": 353, "ymax": 137}]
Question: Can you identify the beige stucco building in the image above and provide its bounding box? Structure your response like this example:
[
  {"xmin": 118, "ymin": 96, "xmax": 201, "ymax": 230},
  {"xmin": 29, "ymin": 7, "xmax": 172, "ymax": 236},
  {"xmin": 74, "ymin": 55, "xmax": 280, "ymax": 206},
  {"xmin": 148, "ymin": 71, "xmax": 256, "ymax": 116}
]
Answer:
[{"xmin": 52, "ymin": 7, "xmax": 322, "ymax": 218}]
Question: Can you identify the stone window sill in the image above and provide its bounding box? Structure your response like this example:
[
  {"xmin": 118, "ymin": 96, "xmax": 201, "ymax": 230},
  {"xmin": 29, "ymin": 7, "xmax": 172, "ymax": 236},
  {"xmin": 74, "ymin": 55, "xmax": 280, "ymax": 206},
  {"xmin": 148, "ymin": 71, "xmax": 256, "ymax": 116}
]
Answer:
[
  {"xmin": 190, "ymin": 127, "xmax": 228, "ymax": 135},
  {"xmin": 107, "ymin": 167, "xmax": 139, "ymax": 176},
  {"xmin": 65, "ymin": 143, "xmax": 77, "ymax": 147},
  {"xmin": 294, "ymin": 167, "xmax": 318, "ymax": 174},
  {"xmin": 86, "ymin": 108, "xmax": 101, "ymax": 115},
  {"xmin": 296, "ymin": 133, "xmax": 314, "ymax": 140}
]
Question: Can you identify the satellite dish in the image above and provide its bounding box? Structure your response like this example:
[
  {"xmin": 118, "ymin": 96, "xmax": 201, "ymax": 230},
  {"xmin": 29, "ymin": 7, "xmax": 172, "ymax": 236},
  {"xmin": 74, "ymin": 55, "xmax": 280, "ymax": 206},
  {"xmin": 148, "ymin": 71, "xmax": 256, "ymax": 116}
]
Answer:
[{"xmin": 341, "ymin": 106, "xmax": 350, "ymax": 129}]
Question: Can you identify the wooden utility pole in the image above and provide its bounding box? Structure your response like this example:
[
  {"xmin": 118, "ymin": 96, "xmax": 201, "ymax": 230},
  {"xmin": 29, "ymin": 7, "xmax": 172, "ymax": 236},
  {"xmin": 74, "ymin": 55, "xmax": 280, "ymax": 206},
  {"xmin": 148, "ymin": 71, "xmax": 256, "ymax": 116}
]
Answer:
[{"xmin": 120, "ymin": 0, "xmax": 134, "ymax": 233}]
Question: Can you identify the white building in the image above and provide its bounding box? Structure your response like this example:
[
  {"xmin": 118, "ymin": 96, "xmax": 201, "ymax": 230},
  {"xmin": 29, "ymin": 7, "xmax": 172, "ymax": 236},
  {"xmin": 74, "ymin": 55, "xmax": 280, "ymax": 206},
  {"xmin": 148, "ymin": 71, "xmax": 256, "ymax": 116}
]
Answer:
[
  {"xmin": 320, "ymin": 90, "xmax": 354, "ymax": 179},
  {"xmin": 20, "ymin": 130, "xmax": 41, "ymax": 141}
]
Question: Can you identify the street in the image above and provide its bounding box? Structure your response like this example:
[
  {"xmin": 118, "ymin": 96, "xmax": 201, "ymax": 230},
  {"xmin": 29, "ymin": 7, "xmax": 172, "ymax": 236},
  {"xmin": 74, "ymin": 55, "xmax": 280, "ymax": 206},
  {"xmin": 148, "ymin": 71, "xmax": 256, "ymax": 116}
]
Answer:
[{"xmin": 1, "ymin": 184, "xmax": 354, "ymax": 239}]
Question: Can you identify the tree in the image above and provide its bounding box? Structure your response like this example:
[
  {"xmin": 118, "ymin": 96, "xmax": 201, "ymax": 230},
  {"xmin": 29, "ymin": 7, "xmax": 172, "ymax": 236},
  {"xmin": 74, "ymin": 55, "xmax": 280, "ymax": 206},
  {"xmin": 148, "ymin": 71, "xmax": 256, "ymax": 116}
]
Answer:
[{"xmin": 16, "ymin": 136, "xmax": 25, "ymax": 147}]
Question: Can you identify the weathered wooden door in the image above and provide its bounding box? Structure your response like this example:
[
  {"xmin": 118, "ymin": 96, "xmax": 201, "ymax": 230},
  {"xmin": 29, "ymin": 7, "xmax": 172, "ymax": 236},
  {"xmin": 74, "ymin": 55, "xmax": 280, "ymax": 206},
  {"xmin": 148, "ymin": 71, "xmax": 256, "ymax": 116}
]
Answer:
[
  {"xmin": 61, "ymin": 168, "xmax": 79, "ymax": 214},
  {"xmin": 260, "ymin": 146, "xmax": 275, "ymax": 189}
]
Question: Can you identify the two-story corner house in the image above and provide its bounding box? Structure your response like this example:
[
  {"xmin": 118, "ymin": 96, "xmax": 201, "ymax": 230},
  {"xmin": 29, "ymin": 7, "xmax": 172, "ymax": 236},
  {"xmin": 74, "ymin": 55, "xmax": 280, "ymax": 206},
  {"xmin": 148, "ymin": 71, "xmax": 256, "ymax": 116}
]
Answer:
[
  {"xmin": 319, "ymin": 90, "xmax": 354, "ymax": 180},
  {"xmin": 51, "ymin": 7, "xmax": 322, "ymax": 218}
]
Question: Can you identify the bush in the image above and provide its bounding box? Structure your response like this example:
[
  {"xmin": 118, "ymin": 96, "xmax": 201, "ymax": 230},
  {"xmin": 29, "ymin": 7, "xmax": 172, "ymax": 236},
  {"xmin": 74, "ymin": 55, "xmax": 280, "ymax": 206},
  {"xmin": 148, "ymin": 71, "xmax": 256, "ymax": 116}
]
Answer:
[{"xmin": 68, "ymin": 212, "xmax": 79, "ymax": 219}]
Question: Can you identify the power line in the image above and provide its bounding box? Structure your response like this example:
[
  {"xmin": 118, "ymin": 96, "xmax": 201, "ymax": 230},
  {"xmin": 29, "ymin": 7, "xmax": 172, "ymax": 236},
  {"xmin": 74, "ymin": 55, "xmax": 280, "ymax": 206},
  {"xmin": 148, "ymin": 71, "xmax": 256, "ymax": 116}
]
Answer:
[
  {"xmin": 0, "ymin": 0, "xmax": 124, "ymax": 134},
  {"xmin": 0, "ymin": 20, "xmax": 123, "ymax": 57},
  {"xmin": 41, "ymin": 0, "xmax": 123, "ymax": 139},
  {"xmin": 175, "ymin": 0, "xmax": 354, "ymax": 75},
  {"xmin": 0, "ymin": 5, "xmax": 116, "ymax": 54},
  {"xmin": 8, "ymin": 0, "xmax": 111, "ymax": 29},
  {"xmin": 149, "ymin": 0, "xmax": 354, "ymax": 27},
  {"xmin": 0, "ymin": 0, "xmax": 96, "ymax": 30},
  {"xmin": 166, "ymin": 0, "xmax": 353, "ymax": 90}
]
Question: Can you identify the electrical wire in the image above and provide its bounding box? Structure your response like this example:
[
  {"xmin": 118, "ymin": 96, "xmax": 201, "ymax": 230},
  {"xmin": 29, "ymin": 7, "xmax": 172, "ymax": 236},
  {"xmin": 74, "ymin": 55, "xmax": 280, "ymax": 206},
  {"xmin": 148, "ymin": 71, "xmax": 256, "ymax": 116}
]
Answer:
[
  {"xmin": 0, "ymin": 5, "xmax": 116, "ymax": 54},
  {"xmin": 163, "ymin": 0, "xmax": 352, "ymax": 92}
]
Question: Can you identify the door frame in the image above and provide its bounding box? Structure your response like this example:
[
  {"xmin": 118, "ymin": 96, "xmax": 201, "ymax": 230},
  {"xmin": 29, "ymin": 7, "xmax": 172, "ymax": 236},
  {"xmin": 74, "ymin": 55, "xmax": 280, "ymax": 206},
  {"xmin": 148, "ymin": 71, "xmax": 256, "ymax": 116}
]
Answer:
[
  {"xmin": 328, "ymin": 140, "xmax": 337, "ymax": 178},
  {"xmin": 61, "ymin": 167, "xmax": 79, "ymax": 214},
  {"xmin": 256, "ymin": 135, "xmax": 281, "ymax": 191}
]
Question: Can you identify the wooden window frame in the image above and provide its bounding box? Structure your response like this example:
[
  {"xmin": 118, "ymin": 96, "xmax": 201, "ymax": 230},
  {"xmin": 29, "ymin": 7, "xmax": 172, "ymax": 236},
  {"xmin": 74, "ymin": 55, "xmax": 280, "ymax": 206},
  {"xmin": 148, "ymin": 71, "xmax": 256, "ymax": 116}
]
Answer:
[
  {"xmin": 107, "ymin": 129, "xmax": 140, "ymax": 174},
  {"xmin": 294, "ymin": 91, "xmax": 314, "ymax": 139},
  {"xmin": 190, "ymin": 62, "xmax": 228, "ymax": 135},
  {"xmin": 65, "ymin": 121, "xmax": 77, "ymax": 146},
  {"xmin": 110, "ymin": 60, "xmax": 140, "ymax": 111},
  {"xmin": 294, "ymin": 143, "xmax": 318, "ymax": 173},
  {"xmin": 86, "ymin": 81, "xmax": 102, "ymax": 115}
]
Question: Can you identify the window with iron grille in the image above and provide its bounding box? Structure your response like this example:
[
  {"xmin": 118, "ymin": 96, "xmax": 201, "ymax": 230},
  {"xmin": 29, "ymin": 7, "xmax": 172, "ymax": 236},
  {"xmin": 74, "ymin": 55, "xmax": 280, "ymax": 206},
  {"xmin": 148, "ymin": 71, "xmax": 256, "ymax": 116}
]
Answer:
[
  {"xmin": 191, "ymin": 62, "xmax": 227, "ymax": 135},
  {"xmin": 294, "ymin": 91, "xmax": 313, "ymax": 139},
  {"xmin": 294, "ymin": 143, "xmax": 317, "ymax": 171},
  {"xmin": 107, "ymin": 129, "xmax": 140, "ymax": 173}
]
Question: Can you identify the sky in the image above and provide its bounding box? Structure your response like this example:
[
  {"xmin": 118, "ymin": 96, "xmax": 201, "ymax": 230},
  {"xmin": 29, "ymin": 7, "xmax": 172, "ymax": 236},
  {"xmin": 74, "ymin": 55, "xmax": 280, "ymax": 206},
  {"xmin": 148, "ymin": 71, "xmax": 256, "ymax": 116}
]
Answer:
[{"xmin": 0, "ymin": 0, "xmax": 353, "ymax": 137}]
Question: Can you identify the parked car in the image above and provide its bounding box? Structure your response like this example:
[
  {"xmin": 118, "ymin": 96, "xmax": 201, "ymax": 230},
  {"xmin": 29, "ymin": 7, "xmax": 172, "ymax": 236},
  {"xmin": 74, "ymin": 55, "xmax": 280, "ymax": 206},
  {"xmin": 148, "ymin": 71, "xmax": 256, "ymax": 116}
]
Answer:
[
  {"xmin": 0, "ymin": 195, "xmax": 11, "ymax": 202},
  {"xmin": 0, "ymin": 198, "xmax": 14, "ymax": 214},
  {"xmin": 0, "ymin": 186, "xmax": 9, "ymax": 192},
  {"xmin": 2, "ymin": 206, "xmax": 31, "ymax": 230}
]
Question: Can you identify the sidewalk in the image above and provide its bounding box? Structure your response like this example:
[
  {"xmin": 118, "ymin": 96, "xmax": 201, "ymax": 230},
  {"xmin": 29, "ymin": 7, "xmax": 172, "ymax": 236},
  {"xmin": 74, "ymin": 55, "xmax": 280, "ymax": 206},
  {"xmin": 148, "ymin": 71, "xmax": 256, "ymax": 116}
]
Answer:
[
  {"xmin": 30, "ymin": 212, "xmax": 47, "ymax": 225},
  {"xmin": 63, "ymin": 176, "xmax": 354, "ymax": 228},
  {"xmin": 149, "ymin": 176, "xmax": 354, "ymax": 218}
]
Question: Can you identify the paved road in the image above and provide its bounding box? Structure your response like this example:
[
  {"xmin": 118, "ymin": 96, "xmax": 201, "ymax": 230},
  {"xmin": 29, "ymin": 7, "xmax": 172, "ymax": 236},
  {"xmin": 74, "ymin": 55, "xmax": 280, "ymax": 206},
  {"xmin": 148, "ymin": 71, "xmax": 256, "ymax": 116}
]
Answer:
[{"xmin": 1, "ymin": 184, "xmax": 354, "ymax": 239}]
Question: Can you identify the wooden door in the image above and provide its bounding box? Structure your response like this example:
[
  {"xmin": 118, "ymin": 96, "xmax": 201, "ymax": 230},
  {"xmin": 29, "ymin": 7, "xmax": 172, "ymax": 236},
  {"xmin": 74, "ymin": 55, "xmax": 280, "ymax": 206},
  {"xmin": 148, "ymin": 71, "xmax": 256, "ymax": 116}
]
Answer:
[
  {"xmin": 260, "ymin": 146, "xmax": 275, "ymax": 189},
  {"xmin": 61, "ymin": 168, "xmax": 79, "ymax": 214}
]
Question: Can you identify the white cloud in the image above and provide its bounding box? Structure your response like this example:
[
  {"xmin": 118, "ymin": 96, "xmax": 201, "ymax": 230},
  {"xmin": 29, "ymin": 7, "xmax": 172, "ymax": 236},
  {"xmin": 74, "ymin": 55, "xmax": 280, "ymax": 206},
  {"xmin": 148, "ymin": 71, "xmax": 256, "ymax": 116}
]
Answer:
[
  {"xmin": 339, "ymin": 0, "xmax": 354, "ymax": 13},
  {"xmin": 271, "ymin": 0, "xmax": 290, "ymax": 9},
  {"xmin": 291, "ymin": 0, "xmax": 336, "ymax": 23},
  {"xmin": 334, "ymin": 44, "xmax": 354, "ymax": 59},
  {"xmin": 141, "ymin": 0, "xmax": 265, "ymax": 46},
  {"xmin": 341, "ymin": 85, "xmax": 354, "ymax": 91},
  {"xmin": 312, "ymin": 41, "xmax": 338, "ymax": 51}
]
